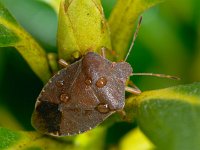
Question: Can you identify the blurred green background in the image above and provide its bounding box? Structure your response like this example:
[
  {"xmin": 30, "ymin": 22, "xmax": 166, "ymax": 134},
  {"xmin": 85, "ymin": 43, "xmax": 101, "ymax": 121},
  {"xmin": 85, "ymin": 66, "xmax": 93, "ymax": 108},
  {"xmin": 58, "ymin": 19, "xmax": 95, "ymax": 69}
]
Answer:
[{"xmin": 0, "ymin": 0, "xmax": 200, "ymax": 149}]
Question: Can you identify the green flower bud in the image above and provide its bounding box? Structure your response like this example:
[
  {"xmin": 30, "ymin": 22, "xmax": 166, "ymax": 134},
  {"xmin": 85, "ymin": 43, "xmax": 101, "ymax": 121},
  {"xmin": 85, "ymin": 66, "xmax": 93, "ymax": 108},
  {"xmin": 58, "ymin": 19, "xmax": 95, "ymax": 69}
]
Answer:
[{"xmin": 57, "ymin": 0, "xmax": 111, "ymax": 63}]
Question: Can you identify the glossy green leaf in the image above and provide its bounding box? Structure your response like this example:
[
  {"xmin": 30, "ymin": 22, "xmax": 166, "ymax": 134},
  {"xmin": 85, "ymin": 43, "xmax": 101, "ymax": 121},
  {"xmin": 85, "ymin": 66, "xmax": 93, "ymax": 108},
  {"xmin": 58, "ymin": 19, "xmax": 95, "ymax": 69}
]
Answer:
[
  {"xmin": 74, "ymin": 127, "xmax": 106, "ymax": 150},
  {"xmin": 109, "ymin": 0, "xmax": 164, "ymax": 60},
  {"xmin": 57, "ymin": 0, "xmax": 111, "ymax": 62},
  {"xmin": 0, "ymin": 106, "xmax": 23, "ymax": 130},
  {"xmin": 0, "ymin": 127, "xmax": 75, "ymax": 150},
  {"xmin": 0, "ymin": 2, "xmax": 51, "ymax": 83},
  {"xmin": 0, "ymin": 127, "xmax": 21, "ymax": 149},
  {"xmin": 1, "ymin": 0, "xmax": 58, "ymax": 50},
  {"xmin": 119, "ymin": 128, "xmax": 154, "ymax": 150},
  {"xmin": 125, "ymin": 82, "xmax": 200, "ymax": 150},
  {"xmin": 0, "ymin": 126, "xmax": 108, "ymax": 150},
  {"xmin": 40, "ymin": 0, "xmax": 61, "ymax": 13}
]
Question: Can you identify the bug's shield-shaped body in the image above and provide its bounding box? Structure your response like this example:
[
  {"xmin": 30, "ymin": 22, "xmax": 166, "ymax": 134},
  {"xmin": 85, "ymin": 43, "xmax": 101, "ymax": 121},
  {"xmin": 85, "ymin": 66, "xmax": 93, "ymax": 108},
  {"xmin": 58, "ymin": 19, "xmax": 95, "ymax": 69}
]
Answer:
[{"xmin": 31, "ymin": 52, "xmax": 132, "ymax": 136}]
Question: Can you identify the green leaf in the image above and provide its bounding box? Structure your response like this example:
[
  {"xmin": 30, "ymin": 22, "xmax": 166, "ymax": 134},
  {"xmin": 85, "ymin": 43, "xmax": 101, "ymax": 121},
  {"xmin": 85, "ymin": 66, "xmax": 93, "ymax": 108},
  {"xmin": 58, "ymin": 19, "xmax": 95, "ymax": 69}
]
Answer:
[
  {"xmin": 108, "ymin": 0, "xmax": 164, "ymax": 60},
  {"xmin": 0, "ymin": 127, "xmax": 21, "ymax": 149},
  {"xmin": 0, "ymin": 127, "xmax": 75, "ymax": 150},
  {"xmin": 119, "ymin": 128, "xmax": 154, "ymax": 150},
  {"xmin": 74, "ymin": 127, "xmax": 106, "ymax": 150},
  {"xmin": 57, "ymin": 0, "xmax": 112, "ymax": 62},
  {"xmin": 0, "ymin": 126, "xmax": 107, "ymax": 150},
  {"xmin": 0, "ymin": 106, "xmax": 23, "ymax": 130},
  {"xmin": 0, "ymin": 2, "xmax": 51, "ymax": 83},
  {"xmin": 1, "ymin": 0, "xmax": 58, "ymax": 50},
  {"xmin": 125, "ymin": 82, "xmax": 200, "ymax": 150},
  {"xmin": 40, "ymin": 0, "xmax": 61, "ymax": 13}
]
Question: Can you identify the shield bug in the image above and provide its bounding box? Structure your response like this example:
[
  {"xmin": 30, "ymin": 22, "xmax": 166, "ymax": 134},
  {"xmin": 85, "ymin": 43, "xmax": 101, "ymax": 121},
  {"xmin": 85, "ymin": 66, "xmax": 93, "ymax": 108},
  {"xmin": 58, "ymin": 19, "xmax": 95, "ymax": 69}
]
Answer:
[
  {"xmin": 31, "ymin": 17, "xmax": 178, "ymax": 136},
  {"xmin": 32, "ymin": 50, "xmax": 135, "ymax": 136}
]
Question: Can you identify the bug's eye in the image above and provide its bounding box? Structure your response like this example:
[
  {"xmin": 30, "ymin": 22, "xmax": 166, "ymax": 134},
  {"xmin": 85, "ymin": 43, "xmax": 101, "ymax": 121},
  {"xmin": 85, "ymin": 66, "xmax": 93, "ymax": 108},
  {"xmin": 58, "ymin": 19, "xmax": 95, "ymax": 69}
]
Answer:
[
  {"xmin": 96, "ymin": 103, "xmax": 110, "ymax": 113},
  {"xmin": 96, "ymin": 77, "xmax": 107, "ymax": 88}
]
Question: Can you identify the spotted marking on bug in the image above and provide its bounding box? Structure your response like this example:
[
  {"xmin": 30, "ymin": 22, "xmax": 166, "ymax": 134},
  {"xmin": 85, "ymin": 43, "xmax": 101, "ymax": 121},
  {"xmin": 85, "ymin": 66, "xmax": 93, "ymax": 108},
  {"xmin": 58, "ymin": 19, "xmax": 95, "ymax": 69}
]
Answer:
[
  {"xmin": 50, "ymin": 131, "xmax": 59, "ymax": 136},
  {"xmin": 96, "ymin": 77, "xmax": 107, "ymax": 88},
  {"xmin": 35, "ymin": 100, "xmax": 41, "ymax": 107},
  {"xmin": 85, "ymin": 78, "xmax": 92, "ymax": 85},
  {"xmin": 60, "ymin": 94, "xmax": 70, "ymax": 103},
  {"xmin": 56, "ymin": 80, "xmax": 64, "ymax": 87},
  {"xmin": 96, "ymin": 103, "xmax": 110, "ymax": 114}
]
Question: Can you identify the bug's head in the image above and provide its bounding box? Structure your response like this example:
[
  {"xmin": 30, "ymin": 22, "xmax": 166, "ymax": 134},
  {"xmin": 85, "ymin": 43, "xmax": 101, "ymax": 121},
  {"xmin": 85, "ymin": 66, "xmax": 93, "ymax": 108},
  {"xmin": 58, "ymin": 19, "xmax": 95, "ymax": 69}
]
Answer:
[{"xmin": 82, "ymin": 52, "xmax": 133, "ymax": 111}]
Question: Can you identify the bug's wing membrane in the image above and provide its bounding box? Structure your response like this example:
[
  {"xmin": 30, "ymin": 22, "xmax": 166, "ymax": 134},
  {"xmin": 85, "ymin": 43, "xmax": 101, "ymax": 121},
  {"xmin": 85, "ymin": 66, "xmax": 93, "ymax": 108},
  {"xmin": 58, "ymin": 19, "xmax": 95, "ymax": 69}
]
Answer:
[{"xmin": 31, "ymin": 61, "xmax": 81, "ymax": 136}]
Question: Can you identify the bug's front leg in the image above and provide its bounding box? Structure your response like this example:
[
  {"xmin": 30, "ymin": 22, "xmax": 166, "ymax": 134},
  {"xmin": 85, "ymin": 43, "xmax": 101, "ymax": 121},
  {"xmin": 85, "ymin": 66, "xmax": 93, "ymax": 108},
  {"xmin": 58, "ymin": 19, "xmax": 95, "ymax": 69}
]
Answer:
[
  {"xmin": 58, "ymin": 59, "xmax": 69, "ymax": 68},
  {"xmin": 101, "ymin": 47, "xmax": 106, "ymax": 58},
  {"xmin": 125, "ymin": 84, "xmax": 141, "ymax": 95}
]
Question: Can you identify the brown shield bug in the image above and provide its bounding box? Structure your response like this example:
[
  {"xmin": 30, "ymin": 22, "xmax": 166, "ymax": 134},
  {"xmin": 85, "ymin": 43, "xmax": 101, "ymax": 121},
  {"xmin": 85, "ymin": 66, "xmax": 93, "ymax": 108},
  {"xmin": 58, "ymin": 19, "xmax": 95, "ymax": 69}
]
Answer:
[
  {"xmin": 31, "ymin": 17, "xmax": 178, "ymax": 136},
  {"xmin": 31, "ymin": 50, "xmax": 135, "ymax": 136}
]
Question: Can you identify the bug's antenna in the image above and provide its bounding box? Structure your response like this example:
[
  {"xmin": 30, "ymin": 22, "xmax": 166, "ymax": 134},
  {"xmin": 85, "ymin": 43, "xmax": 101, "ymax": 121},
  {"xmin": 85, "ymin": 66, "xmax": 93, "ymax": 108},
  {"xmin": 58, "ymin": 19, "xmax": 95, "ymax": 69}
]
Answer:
[
  {"xmin": 131, "ymin": 73, "xmax": 180, "ymax": 80},
  {"xmin": 124, "ymin": 16, "xmax": 143, "ymax": 61}
]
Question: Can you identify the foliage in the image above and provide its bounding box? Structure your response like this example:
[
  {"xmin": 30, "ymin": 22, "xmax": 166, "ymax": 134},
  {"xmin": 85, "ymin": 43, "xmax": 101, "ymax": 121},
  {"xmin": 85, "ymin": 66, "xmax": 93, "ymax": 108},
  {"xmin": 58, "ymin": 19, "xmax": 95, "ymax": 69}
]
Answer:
[
  {"xmin": 0, "ymin": 0, "xmax": 200, "ymax": 149},
  {"xmin": 0, "ymin": 2, "xmax": 50, "ymax": 83},
  {"xmin": 125, "ymin": 82, "xmax": 200, "ymax": 150}
]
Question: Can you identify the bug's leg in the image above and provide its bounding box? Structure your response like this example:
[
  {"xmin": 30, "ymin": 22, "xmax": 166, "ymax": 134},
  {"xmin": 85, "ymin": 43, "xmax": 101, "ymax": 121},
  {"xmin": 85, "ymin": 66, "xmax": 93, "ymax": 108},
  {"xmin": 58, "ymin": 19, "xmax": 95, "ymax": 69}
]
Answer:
[
  {"xmin": 101, "ymin": 47, "xmax": 106, "ymax": 58},
  {"xmin": 58, "ymin": 59, "xmax": 69, "ymax": 68},
  {"xmin": 125, "ymin": 86, "xmax": 141, "ymax": 95},
  {"xmin": 125, "ymin": 80, "xmax": 142, "ymax": 95}
]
